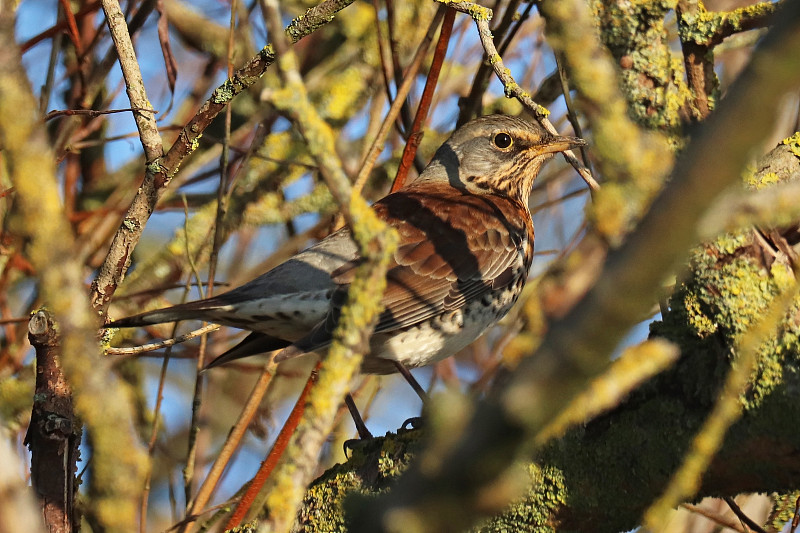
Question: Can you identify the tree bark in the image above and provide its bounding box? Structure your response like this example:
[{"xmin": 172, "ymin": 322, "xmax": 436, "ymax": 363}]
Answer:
[{"xmin": 25, "ymin": 311, "xmax": 81, "ymax": 533}]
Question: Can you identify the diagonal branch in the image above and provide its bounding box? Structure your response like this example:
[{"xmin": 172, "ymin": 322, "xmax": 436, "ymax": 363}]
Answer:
[{"xmin": 90, "ymin": 0, "xmax": 358, "ymax": 314}]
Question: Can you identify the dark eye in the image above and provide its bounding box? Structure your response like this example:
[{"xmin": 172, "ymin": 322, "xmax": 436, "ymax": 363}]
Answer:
[{"xmin": 493, "ymin": 132, "xmax": 513, "ymax": 149}]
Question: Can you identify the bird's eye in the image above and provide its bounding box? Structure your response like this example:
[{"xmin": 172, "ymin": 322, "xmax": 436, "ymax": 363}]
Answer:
[{"xmin": 493, "ymin": 132, "xmax": 513, "ymax": 149}]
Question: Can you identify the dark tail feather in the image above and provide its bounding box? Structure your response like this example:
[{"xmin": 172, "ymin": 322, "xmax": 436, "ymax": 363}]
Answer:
[
  {"xmin": 109, "ymin": 298, "xmax": 229, "ymax": 328},
  {"xmin": 203, "ymin": 332, "xmax": 292, "ymax": 370}
]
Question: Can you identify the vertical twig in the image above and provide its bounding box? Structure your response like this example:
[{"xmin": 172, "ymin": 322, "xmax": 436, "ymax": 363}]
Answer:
[
  {"xmin": 100, "ymin": 0, "xmax": 163, "ymax": 162},
  {"xmin": 391, "ymin": 7, "xmax": 455, "ymax": 192},
  {"xmin": 352, "ymin": 5, "xmax": 446, "ymax": 193},
  {"xmin": 25, "ymin": 311, "xmax": 81, "ymax": 533},
  {"xmin": 183, "ymin": 0, "xmax": 239, "ymax": 509},
  {"xmin": 182, "ymin": 362, "xmax": 278, "ymax": 530}
]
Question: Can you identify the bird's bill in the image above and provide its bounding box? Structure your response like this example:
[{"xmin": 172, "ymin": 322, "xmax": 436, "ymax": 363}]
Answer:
[{"xmin": 539, "ymin": 135, "xmax": 587, "ymax": 155}]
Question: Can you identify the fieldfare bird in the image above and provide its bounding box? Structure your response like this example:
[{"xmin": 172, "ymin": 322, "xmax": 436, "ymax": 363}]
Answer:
[{"xmin": 112, "ymin": 115, "xmax": 585, "ymax": 374}]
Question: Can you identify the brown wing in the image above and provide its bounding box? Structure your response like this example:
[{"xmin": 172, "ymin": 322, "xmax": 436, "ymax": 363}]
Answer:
[{"xmin": 275, "ymin": 183, "xmax": 532, "ymax": 360}]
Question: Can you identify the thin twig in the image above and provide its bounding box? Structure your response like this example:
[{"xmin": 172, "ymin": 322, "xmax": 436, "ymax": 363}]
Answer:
[
  {"xmin": 183, "ymin": 361, "xmax": 278, "ymax": 530},
  {"xmin": 724, "ymin": 496, "xmax": 769, "ymax": 533},
  {"xmin": 45, "ymin": 107, "xmax": 158, "ymax": 121},
  {"xmin": 555, "ymin": 53, "xmax": 592, "ymax": 169},
  {"xmin": 183, "ymin": 0, "xmax": 238, "ymax": 515},
  {"xmin": 106, "ymin": 324, "xmax": 220, "ymax": 356},
  {"xmin": 372, "ymin": 0, "xmax": 408, "ymax": 139},
  {"xmin": 353, "ymin": 5, "xmax": 446, "ymax": 193},
  {"xmin": 139, "ymin": 317, "xmax": 186, "ymax": 533},
  {"xmin": 681, "ymin": 503, "xmax": 748, "ymax": 533},
  {"xmin": 391, "ymin": 7, "xmax": 455, "ymax": 192}
]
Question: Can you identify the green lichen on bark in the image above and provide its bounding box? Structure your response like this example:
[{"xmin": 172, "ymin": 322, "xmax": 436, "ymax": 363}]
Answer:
[
  {"xmin": 650, "ymin": 230, "xmax": 800, "ymax": 410},
  {"xmin": 294, "ymin": 428, "xmax": 423, "ymax": 532},
  {"xmin": 591, "ymin": 0, "xmax": 691, "ymax": 134},
  {"xmin": 295, "ymin": 430, "xmax": 570, "ymax": 533},
  {"xmin": 678, "ymin": 1, "xmax": 778, "ymax": 45},
  {"xmin": 473, "ymin": 464, "xmax": 567, "ymax": 533}
]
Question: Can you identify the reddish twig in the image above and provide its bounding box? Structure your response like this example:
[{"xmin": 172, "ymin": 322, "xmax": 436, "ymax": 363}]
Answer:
[
  {"xmin": 353, "ymin": 5, "xmax": 446, "ymax": 193},
  {"xmin": 391, "ymin": 7, "xmax": 455, "ymax": 192},
  {"xmin": 58, "ymin": 0, "xmax": 83, "ymax": 55},
  {"xmin": 20, "ymin": 0, "xmax": 101, "ymax": 53},
  {"xmin": 223, "ymin": 362, "xmax": 321, "ymax": 529}
]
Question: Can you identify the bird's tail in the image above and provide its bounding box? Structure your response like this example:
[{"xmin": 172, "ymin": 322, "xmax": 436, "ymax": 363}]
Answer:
[{"xmin": 109, "ymin": 298, "xmax": 229, "ymax": 328}]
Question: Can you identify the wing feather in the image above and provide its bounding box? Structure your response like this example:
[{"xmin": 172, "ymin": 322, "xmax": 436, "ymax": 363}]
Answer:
[{"xmin": 276, "ymin": 183, "xmax": 532, "ymax": 361}]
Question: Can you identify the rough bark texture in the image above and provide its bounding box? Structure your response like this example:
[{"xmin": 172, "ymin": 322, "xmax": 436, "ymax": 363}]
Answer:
[{"xmin": 24, "ymin": 311, "xmax": 81, "ymax": 533}]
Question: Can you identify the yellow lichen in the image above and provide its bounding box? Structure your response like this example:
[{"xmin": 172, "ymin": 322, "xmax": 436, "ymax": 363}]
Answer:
[{"xmin": 782, "ymin": 132, "xmax": 800, "ymax": 159}]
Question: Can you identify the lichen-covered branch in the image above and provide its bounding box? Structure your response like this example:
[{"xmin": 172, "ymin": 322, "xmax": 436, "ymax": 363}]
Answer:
[{"xmin": 246, "ymin": 2, "xmax": 398, "ymax": 531}]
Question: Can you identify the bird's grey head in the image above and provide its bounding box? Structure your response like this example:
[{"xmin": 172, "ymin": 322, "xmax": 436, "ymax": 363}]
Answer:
[{"xmin": 414, "ymin": 114, "xmax": 584, "ymax": 205}]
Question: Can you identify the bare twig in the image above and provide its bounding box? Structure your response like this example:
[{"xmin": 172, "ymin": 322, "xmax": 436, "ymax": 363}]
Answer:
[
  {"xmin": 391, "ymin": 7, "xmax": 455, "ymax": 192},
  {"xmin": 45, "ymin": 107, "xmax": 158, "ymax": 121},
  {"xmin": 106, "ymin": 324, "xmax": 220, "ymax": 355},
  {"xmin": 681, "ymin": 503, "xmax": 748, "ymax": 533},
  {"xmin": 724, "ymin": 496, "xmax": 769, "ymax": 533},
  {"xmin": 101, "ymin": 0, "xmax": 163, "ymax": 162},
  {"xmin": 353, "ymin": 5, "xmax": 447, "ymax": 193},
  {"xmin": 223, "ymin": 363, "xmax": 319, "ymax": 529},
  {"xmin": 183, "ymin": 0, "xmax": 239, "ymax": 509},
  {"xmin": 184, "ymin": 362, "xmax": 278, "ymax": 530}
]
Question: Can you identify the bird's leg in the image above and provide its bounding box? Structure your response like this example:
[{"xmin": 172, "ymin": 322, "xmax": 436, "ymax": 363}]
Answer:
[
  {"xmin": 344, "ymin": 393, "xmax": 373, "ymax": 440},
  {"xmin": 393, "ymin": 361, "xmax": 429, "ymax": 403}
]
